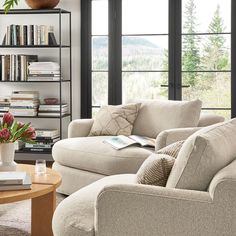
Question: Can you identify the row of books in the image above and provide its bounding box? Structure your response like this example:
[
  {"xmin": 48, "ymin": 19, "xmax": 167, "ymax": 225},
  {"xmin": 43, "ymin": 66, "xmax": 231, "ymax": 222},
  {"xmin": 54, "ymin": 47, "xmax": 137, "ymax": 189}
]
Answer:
[
  {"xmin": 9, "ymin": 91, "xmax": 39, "ymax": 117},
  {"xmin": 0, "ymin": 172, "xmax": 31, "ymax": 191},
  {"xmin": 24, "ymin": 129, "xmax": 60, "ymax": 153},
  {"xmin": 28, "ymin": 62, "xmax": 62, "ymax": 81},
  {"xmin": 0, "ymin": 92, "xmax": 68, "ymax": 117},
  {"xmin": 0, "ymin": 54, "xmax": 38, "ymax": 81},
  {"xmin": 2, "ymin": 25, "xmax": 57, "ymax": 46}
]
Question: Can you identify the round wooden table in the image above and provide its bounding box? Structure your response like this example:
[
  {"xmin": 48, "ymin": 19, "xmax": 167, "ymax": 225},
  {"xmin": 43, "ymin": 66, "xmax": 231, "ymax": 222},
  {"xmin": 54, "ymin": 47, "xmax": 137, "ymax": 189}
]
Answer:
[{"xmin": 0, "ymin": 164, "xmax": 62, "ymax": 236}]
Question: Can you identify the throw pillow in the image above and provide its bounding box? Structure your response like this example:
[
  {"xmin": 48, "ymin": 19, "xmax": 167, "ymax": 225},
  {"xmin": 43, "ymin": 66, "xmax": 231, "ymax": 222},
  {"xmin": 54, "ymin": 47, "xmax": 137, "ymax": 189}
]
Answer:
[
  {"xmin": 89, "ymin": 103, "xmax": 141, "ymax": 136},
  {"xmin": 157, "ymin": 140, "xmax": 185, "ymax": 159},
  {"xmin": 137, "ymin": 153, "xmax": 175, "ymax": 187}
]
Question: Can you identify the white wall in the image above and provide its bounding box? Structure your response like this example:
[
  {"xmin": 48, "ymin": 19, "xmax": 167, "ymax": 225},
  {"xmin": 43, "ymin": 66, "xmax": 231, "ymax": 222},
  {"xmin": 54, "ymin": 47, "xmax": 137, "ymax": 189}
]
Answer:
[{"xmin": 0, "ymin": 0, "xmax": 81, "ymax": 137}]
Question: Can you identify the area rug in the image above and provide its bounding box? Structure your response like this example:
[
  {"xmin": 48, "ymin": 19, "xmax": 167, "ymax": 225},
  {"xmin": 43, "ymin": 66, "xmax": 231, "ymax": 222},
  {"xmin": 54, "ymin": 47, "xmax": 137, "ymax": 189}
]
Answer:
[{"xmin": 0, "ymin": 193, "xmax": 66, "ymax": 236}]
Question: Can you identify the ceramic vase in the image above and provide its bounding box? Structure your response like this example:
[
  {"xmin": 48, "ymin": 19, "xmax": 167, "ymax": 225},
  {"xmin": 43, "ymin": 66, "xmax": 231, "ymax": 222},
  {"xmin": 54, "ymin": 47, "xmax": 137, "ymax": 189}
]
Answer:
[
  {"xmin": 25, "ymin": 0, "xmax": 60, "ymax": 10},
  {"xmin": 0, "ymin": 143, "xmax": 17, "ymax": 171}
]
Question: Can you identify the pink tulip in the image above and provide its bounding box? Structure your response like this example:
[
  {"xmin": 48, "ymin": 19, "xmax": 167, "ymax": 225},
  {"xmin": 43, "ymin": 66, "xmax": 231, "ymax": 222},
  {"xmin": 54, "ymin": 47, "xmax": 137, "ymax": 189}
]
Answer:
[
  {"xmin": 24, "ymin": 127, "xmax": 36, "ymax": 140},
  {"xmin": 0, "ymin": 128, "xmax": 10, "ymax": 141},
  {"xmin": 2, "ymin": 112, "xmax": 14, "ymax": 126},
  {"xmin": 17, "ymin": 122, "xmax": 25, "ymax": 130}
]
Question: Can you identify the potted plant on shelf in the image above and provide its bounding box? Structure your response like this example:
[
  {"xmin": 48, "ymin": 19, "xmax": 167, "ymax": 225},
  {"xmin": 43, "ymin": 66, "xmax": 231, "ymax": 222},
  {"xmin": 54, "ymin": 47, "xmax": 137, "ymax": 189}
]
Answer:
[
  {"xmin": 0, "ymin": 112, "xmax": 36, "ymax": 171},
  {"xmin": 3, "ymin": 0, "xmax": 60, "ymax": 13}
]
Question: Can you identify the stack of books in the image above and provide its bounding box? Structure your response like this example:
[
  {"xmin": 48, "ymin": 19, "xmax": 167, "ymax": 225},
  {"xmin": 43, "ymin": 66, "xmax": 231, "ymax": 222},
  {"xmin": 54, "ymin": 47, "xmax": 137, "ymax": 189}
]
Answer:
[
  {"xmin": 38, "ymin": 103, "xmax": 68, "ymax": 117},
  {"xmin": 0, "ymin": 54, "xmax": 38, "ymax": 81},
  {"xmin": 9, "ymin": 91, "xmax": 39, "ymax": 116},
  {"xmin": 0, "ymin": 172, "xmax": 31, "ymax": 191},
  {"xmin": 2, "ymin": 25, "xmax": 57, "ymax": 46},
  {"xmin": 28, "ymin": 62, "xmax": 61, "ymax": 81},
  {"xmin": 0, "ymin": 97, "xmax": 10, "ymax": 116},
  {"xmin": 23, "ymin": 129, "xmax": 60, "ymax": 153}
]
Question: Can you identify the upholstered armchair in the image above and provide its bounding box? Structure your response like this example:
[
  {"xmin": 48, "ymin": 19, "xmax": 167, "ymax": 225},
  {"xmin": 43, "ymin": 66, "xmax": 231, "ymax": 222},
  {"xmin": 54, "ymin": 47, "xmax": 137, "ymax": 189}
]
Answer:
[{"xmin": 52, "ymin": 118, "xmax": 236, "ymax": 236}]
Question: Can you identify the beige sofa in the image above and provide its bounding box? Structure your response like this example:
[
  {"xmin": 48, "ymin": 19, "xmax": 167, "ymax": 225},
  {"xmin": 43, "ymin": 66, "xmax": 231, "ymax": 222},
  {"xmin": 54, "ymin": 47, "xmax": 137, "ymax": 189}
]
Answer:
[
  {"xmin": 52, "ymin": 118, "xmax": 236, "ymax": 236},
  {"xmin": 52, "ymin": 100, "xmax": 224, "ymax": 195}
]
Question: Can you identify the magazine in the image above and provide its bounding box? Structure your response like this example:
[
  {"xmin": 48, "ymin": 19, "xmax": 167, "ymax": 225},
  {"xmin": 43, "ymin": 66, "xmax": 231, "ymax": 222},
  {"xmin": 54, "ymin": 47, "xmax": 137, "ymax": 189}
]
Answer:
[{"xmin": 103, "ymin": 135, "xmax": 155, "ymax": 150}]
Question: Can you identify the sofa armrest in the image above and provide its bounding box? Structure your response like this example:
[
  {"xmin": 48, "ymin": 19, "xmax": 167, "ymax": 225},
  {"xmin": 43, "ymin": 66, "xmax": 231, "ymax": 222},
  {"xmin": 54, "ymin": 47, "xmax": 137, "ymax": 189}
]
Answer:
[
  {"xmin": 198, "ymin": 113, "xmax": 224, "ymax": 127},
  {"xmin": 95, "ymin": 184, "xmax": 214, "ymax": 236},
  {"xmin": 68, "ymin": 119, "xmax": 94, "ymax": 138},
  {"xmin": 155, "ymin": 127, "xmax": 202, "ymax": 150}
]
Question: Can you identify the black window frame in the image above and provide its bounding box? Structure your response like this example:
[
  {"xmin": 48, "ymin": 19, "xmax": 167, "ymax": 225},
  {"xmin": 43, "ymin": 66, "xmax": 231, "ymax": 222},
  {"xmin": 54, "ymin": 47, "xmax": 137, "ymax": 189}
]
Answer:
[{"xmin": 81, "ymin": 0, "xmax": 236, "ymax": 118}]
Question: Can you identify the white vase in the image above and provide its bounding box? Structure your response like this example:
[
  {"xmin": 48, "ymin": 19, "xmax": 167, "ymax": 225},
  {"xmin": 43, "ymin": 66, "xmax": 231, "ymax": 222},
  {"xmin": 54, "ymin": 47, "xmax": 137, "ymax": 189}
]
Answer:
[{"xmin": 0, "ymin": 143, "xmax": 17, "ymax": 171}]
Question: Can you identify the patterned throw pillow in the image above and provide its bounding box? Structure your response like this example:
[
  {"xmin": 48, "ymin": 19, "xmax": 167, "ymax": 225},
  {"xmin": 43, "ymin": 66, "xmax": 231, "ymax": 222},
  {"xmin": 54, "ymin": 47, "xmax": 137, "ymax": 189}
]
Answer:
[
  {"xmin": 89, "ymin": 103, "xmax": 141, "ymax": 136},
  {"xmin": 157, "ymin": 140, "xmax": 185, "ymax": 159},
  {"xmin": 137, "ymin": 154, "xmax": 175, "ymax": 186},
  {"xmin": 137, "ymin": 141, "xmax": 185, "ymax": 186}
]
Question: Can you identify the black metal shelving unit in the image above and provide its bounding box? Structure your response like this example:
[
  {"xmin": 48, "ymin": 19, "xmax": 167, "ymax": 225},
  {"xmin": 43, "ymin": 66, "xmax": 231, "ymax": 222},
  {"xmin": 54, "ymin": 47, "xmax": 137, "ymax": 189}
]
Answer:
[{"xmin": 0, "ymin": 8, "xmax": 72, "ymax": 158}]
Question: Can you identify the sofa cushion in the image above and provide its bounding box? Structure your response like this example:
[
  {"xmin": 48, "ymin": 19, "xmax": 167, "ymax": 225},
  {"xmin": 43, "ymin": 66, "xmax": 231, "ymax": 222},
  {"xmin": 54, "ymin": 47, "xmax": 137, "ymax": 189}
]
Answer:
[
  {"xmin": 52, "ymin": 136, "xmax": 153, "ymax": 176},
  {"xmin": 89, "ymin": 103, "xmax": 141, "ymax": 136},
  {"xmin": 52, "ymin": 174, "xmax": 136, "ymax": 236},
  {"xmin": 137, "ymin": 153, "xmax": 175, "ymax": 187},
  {"xmin": 166, "ymin": 118, "xmax": 236, "ymax": 191},
  {"xmin": 131, "ymin": 99, "xmax": 202, "ymax": 138}
]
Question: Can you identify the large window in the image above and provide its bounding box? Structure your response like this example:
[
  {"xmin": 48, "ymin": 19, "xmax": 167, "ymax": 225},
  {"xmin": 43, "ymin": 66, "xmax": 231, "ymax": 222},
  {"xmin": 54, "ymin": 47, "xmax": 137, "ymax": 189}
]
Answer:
[
  {"xmin": 182, "ymin": 0, "xmax": 231, "ymax": 118},
  {"xmin": 122, "ymin": 0, "xmax": 169, "ymax": 102},
  {"xmin": 81, "ymin": 0, "xmax": 236, "ymax": 119}
]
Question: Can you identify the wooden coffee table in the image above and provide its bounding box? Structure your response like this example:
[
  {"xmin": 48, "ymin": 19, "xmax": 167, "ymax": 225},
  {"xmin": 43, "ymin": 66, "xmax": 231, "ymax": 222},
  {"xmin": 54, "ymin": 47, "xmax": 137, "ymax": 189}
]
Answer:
[{"xmin": 0, "ymin": 164, "xmax": 62, "ymax": 236}]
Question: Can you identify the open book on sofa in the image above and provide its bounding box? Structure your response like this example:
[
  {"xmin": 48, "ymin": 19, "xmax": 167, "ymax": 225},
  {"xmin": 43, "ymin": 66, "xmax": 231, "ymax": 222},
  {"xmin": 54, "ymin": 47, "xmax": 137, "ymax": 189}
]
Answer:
[{"xmin": 103, "ymin": 135, "xmax": 155, "ymax": 150}]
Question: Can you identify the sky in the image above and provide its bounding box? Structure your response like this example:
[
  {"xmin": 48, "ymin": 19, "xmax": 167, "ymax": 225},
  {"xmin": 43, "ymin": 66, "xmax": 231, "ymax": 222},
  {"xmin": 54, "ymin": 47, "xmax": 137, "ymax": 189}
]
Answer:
[{"xmin": 92, "ymin": 0, "xmax": 231, "ymax": 48}]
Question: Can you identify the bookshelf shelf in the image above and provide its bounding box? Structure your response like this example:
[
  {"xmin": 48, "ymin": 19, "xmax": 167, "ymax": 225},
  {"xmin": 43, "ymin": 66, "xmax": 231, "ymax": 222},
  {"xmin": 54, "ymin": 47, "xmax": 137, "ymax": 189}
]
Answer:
[
  {"xmin": 0, "ymin": 80, "xmax": 70, "ymax": 83},
  {"xmin": 0, "ymin": 45, "xmax": 70, "ymax": 48},
  {"xmin": 0, "ymin": 9, "xmax": 72, "ymax": 160},
  {"xmin": 0, "ymin": 9, "xmax": 70, "ymax": 15},
  {"xmin": 0, "ymin": 114, "xmax": 71, "ymax": 119}
]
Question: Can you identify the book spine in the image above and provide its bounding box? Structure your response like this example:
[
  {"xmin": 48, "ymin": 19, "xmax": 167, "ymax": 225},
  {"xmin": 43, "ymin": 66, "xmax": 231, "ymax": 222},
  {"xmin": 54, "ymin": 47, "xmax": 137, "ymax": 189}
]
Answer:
[
  {"xmin": 23, "ymin": 25, "xmax": 28, "ymax": 46},
  {"xmin": 31, "ymin": 25, "xmax": 34, "ymax": 45},
  {"xmin": 34, "ymin": 25, "xmax": 38, "ymax": 45}
]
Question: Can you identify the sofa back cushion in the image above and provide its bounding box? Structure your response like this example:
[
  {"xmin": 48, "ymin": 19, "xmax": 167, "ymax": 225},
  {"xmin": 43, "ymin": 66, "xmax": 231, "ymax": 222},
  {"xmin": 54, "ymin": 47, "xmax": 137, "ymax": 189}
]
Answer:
[
  {"xmin": 198, "ymin": 113, "xmax": 224, "ymax": 127},
  {"xmin": 131, "ymin": 99, "xmax": 202, "ymax": 138},
  {"xmin": 166, "ymin": 118, "xmax": 236, "ymax": 191}
]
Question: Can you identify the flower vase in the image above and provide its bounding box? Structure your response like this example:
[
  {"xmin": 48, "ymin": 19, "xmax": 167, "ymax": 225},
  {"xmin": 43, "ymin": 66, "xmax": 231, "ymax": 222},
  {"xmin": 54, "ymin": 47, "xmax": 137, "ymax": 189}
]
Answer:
[{"xmin": 0, "ymin": 143, "xmax": 17, "ymax": 171}]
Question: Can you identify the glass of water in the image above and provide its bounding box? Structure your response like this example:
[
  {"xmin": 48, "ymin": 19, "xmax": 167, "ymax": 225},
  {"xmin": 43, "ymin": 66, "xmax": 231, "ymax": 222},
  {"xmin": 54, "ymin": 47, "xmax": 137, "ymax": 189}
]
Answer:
[{"xmin": 35, "ymin": 159, "xmax": 46, "ymax": 175}]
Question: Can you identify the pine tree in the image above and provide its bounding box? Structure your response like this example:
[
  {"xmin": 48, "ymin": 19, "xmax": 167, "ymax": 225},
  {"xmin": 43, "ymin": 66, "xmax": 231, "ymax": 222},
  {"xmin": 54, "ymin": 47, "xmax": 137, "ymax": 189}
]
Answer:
[
  {"xmin": 182, "ymin": 0, "xmax": 200, "ymax": 87},
  {"xmin": 202, "ymin": 5, "xmax": 228, "ymax": 71}
]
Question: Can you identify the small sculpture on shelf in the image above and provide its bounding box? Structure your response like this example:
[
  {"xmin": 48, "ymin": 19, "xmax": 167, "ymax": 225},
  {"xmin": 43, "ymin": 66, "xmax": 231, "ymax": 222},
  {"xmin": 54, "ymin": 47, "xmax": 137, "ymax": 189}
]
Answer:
[{"xmin": 0, "ymin": 112, "xmax": 36, "ymax": 171}]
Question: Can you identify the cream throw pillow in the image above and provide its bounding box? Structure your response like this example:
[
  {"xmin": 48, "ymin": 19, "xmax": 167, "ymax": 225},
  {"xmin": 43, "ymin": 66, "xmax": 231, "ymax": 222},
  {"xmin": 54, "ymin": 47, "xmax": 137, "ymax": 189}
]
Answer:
[
  {"xmin": 137, "ymin": 154, "xmax": 175, "ymax": 187},
  {"xmin": 89, "ymin": 103, "xmax": 141, "ymax": 136}
]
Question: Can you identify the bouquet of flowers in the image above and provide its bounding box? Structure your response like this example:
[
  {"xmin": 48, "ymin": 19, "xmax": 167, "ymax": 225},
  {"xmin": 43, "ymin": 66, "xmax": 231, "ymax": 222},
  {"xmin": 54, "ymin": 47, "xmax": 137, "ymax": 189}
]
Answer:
[{"xmin": 0, "ymin": 112, "xmax": 36, "ymax": 144}]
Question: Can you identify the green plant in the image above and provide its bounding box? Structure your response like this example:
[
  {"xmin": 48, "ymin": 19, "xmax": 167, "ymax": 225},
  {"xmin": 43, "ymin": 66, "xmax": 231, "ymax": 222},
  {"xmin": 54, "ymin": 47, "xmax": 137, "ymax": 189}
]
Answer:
[{"xmin": 3, "ymin": 0, "xmax": 19, "ymax": 13}]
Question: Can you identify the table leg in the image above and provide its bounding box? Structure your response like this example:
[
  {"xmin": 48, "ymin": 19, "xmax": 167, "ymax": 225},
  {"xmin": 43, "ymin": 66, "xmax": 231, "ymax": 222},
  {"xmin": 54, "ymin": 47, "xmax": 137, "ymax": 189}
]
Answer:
[{"xmin": 31, "ymin": 190, "xmax": 56, "ymax": 236}]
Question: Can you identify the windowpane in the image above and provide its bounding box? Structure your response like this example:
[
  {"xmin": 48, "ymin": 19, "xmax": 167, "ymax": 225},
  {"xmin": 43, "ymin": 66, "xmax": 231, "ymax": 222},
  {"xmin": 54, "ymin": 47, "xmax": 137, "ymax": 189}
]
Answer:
[
  {"xmin": 92, "ymin": 36, "xmax": 108, "ymax": 71},
  {"xmin": 122, "ymin": 0, "xmax": 168, "ymax": 34},
  {"xmin": 92, "ymin": 0, "xmax": 108, "ymax": 35},
  {"xmin": 182, "ymin": 72, "xmax": 231, "ymax": 109},
  {"xmin": 122, "ymin": 72, "xmax": 168, "ymax": 102},
  {"xmin": 122, "ymin": 36, "xmax": 168, "ymax": 71},
  {"xmin": 182, "ymin": 34, "xmax": 231, "ymax": 71},
  {"xmin": 182, "ymin": 0, "xmax": 231, "ymax": 33},
  {"xmin": 92, "ymin": 107, "xmax": 100, "ymax": 118},
  {"xmin": 92, "ymin": 72, "xmax": 108, "ymax": 106}
]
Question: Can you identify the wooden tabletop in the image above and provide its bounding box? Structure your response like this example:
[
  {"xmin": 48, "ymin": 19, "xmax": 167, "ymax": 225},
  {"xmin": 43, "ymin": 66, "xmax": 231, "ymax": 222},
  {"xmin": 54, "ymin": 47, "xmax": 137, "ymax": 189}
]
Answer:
[{"xmin": 0, "ymin": 164, "xmax": 62, "ymax": 204}]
